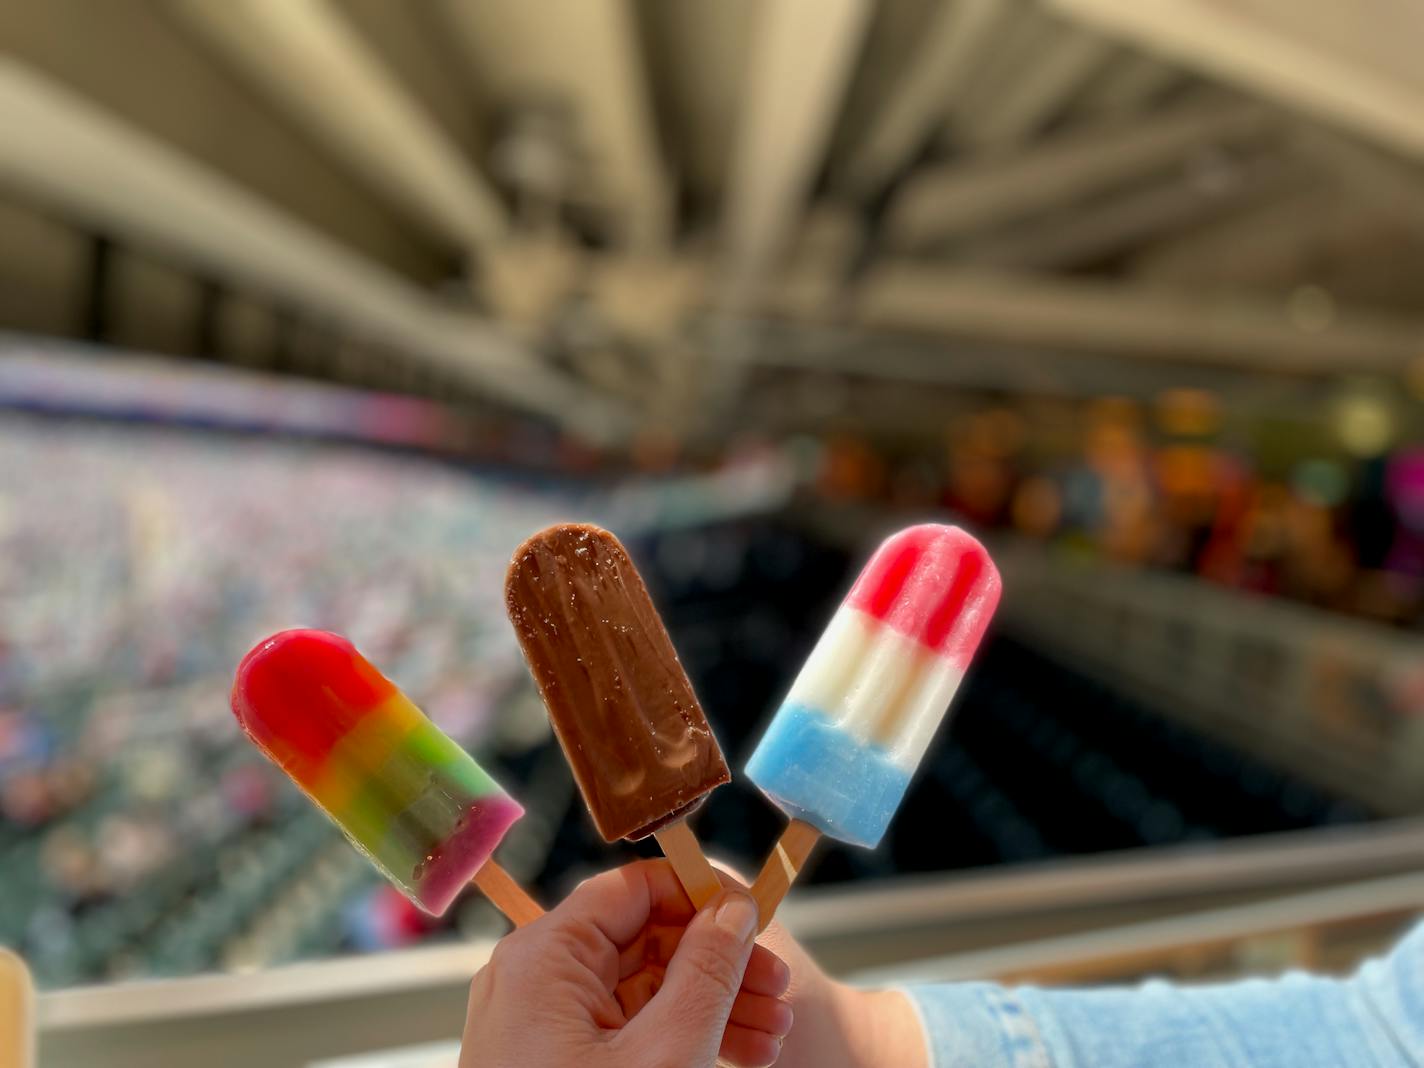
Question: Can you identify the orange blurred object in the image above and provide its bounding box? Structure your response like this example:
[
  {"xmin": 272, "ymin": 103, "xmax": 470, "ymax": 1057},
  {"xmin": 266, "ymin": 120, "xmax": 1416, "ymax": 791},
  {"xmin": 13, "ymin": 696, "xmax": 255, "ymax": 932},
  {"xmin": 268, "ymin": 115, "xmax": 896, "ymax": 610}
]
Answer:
[{"xmin": 1011, "ymin": 476, "xmax": 1063, "ymax": 538}]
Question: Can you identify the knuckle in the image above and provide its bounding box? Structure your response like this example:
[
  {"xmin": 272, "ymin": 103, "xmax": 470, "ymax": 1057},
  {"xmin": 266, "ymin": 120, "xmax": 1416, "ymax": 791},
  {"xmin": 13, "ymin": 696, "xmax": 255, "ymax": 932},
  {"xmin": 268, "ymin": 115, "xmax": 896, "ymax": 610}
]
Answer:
[
  {"xmin": 485, "ymin": 931, "xmax": 528, "ymax": 975},
  {"xmin": 544, "ymin": 919, "xmax": 606, "ymax": 972},
  {"xmin": 487, "ymin": 937, "xmax": 515, "ymax": 968},
  {"xmin": 467, "ymin": 964, "xmax": 494, "ymax": 1004}
]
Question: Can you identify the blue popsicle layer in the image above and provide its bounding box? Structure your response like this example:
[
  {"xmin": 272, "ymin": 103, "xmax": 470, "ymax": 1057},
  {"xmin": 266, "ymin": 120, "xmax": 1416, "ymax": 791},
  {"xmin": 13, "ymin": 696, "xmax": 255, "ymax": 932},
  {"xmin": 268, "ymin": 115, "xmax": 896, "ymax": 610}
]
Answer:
[{"xmin": 745, "ymin": 703, "xmax": 910, "ymax": 849}]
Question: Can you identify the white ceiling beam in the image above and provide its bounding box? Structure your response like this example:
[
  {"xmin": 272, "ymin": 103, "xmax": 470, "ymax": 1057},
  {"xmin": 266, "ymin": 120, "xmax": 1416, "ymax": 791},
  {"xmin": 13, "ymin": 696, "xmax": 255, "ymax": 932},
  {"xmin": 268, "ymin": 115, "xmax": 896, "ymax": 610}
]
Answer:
[
  {"xmin": 170, "ymin": 0, "xmax": 504, "ymax": 250},
  {"xmin": 886, "ymin": 99, "xmax": 1270, "ymax": 248},
  {"xmin": 636, "ymin": 0, "xmax": 757, "ymax": 205},
  {"xmin": 1128, "ymin": 185, "xmax": 1350, "ymax": 287},
  {"xmin": 966, "ymin": 24, "xmax": 1114, "ymax": 147},
  {"xmin": 751, "ymin": 322, "xmax": 1322, "ymax": 405},
  {"xmin": 939, "ymin": 5, "xmax": 1051, "ymax": 139},
  {"xmin": 1073, "ymin": 53, "xmax": 1183, "ymax": 120},
  {"xmin": 1047, "ymin": 0, "xmax": 1424, "ymax": 162},
  {"xmin": 0, "ymin": 59, "xmax": 627, "ymax": 440},
  {"xmin": 838, "ymin": 0, "xmax": 1012, "ymax": 197},
  {"xmin": 719, "ymin": 0, "xmax": 873, "ymax": 309},
  {"xmin": 437, "ymin": 0, "xmax": 671, "ymax": 252},
  {"xmin": 771, "ymin": 264, "xmax": 1424, "ymax": 374},
  {"xmin": 964, "ymin": 153, "xmax": 1299, "ymax": 271},
  {"xmin": 697, "ymin": 0, "xmax": 871, "ymax": 427},
  {"xmin": 1294, "ymin": 127, "xmax": 1424, "ymax": 242}
]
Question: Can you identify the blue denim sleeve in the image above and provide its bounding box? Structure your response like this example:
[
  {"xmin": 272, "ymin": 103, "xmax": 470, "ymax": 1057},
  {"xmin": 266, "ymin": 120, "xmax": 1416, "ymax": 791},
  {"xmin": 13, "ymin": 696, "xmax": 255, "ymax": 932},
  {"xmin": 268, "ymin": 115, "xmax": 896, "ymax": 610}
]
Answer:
[{"xmin": 904, "ymin": 920, "xmax": 1424, "ymax": 1068}]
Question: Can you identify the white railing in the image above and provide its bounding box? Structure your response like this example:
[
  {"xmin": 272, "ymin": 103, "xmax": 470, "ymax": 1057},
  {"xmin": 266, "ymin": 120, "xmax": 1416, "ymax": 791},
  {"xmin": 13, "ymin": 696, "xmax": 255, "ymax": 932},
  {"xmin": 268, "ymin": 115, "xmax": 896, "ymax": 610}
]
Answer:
[
  {"xmin": 34, "ymin": 817, "xmax": 1424, "ymax": 1067},
  {"xmin": 997, "ymin": 542, "xmax": 1424, "ymax": 814}
]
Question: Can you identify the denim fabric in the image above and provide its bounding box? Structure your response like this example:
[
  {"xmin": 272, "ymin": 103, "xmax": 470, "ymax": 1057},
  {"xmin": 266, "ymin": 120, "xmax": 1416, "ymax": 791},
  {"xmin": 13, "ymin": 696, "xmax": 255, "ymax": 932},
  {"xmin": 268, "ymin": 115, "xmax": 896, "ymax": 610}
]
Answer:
[{"xmin": 906, "ymin": 920, "xmax": 1424, "ymax": 1067}]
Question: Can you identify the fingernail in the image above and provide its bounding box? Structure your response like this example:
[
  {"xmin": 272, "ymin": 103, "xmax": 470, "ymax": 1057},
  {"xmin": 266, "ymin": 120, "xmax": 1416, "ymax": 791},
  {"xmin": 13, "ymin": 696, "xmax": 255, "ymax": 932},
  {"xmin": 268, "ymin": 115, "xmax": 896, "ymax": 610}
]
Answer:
[{"xmin": 714, "ymin": 892, "xmax": 758, "ymax": 943}]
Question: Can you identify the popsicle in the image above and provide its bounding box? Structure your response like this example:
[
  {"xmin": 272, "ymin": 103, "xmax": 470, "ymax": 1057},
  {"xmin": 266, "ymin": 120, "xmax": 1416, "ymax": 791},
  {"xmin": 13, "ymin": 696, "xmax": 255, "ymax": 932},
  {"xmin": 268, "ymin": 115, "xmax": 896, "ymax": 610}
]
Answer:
[
  {"xmin": 231, "ymin": 629, "xmax": 541, "ymax": 925},
  {"xmin": 0, "ymin": 948, "xmax": 33, "ymax": 1068},
  {"xmin": 746, "ymin": 524, "xmax": 1001, "ymax": 926},
  {"xmin": 506, "ymin": 523, "xmax": 730, "ymax": 907}
]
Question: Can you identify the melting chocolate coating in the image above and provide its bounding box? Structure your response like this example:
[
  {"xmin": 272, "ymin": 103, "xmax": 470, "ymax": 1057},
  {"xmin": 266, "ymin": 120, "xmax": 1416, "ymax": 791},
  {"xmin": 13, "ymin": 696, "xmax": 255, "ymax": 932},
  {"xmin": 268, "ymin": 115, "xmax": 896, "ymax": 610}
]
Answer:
[{"xmin": 506, "ymin": 523, "xmax": 730, "ymax": 842}]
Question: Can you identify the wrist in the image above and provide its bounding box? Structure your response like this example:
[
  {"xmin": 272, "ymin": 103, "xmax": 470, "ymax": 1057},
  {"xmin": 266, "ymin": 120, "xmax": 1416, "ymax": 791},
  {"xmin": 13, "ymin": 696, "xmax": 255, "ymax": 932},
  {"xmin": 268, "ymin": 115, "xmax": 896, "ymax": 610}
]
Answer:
[{"xmin": 831, "ymin": 985, "xmax": 930, "ymax": 1068}]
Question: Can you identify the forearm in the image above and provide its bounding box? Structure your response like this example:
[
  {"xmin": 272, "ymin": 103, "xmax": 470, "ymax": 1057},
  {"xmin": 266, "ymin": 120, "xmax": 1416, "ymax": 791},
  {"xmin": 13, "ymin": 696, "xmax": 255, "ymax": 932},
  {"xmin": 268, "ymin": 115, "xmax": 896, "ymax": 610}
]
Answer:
[
  {"xmin": 905, "ymin": 939, "xmax": 1424, "ymax": 1068},
  {"xmin": 759, "ymin": 913, "xmax": 930, "ymax": 1068},
  {"xmin": 777, "ymin": 917, "xmax": 1424, "ymax": 1067}
]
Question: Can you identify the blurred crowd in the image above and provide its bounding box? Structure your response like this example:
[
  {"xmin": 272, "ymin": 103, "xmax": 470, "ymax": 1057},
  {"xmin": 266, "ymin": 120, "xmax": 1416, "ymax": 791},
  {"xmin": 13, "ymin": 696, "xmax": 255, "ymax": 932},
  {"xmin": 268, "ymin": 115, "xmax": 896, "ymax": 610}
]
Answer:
[
  {"xmin": 0, "ymin": 415, "xmax": 566, "ymax": 985},
  {"xmin": 0, "ymin": 410, "xmax": 798, "ymax": 987},
  {"xmin": 808, "ymin": 388, "xmax": 1424, "ymax": 628}
]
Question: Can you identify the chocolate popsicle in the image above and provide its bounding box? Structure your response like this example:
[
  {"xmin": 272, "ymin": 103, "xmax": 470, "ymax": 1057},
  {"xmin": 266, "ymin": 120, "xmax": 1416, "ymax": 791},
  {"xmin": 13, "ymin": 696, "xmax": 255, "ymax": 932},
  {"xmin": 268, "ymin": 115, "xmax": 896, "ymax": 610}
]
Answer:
[{"xmin": 506, "ymin": 523, "xmax": 729, "ymax": 906}]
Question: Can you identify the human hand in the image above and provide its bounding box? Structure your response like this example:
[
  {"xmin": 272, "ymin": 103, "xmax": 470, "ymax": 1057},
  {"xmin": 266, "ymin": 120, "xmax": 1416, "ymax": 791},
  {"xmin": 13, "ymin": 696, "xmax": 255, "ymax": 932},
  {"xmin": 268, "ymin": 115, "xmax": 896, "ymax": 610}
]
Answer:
[{"xmin": 459, "ymin": 860, "xmax": 793, "ymax": 1068}]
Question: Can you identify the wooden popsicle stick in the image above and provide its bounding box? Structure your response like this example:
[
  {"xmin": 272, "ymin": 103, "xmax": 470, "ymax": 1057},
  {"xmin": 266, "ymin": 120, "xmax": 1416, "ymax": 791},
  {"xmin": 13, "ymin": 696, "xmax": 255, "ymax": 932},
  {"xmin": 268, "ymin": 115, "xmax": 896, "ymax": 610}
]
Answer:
[
  {"xmin": 472, "ymin": 859, "xmax": 545, "ymax": 928},
  {"xmin": 654, "ymin": 820, "xmax": 723, "ymax": 909},
  {"xmin": 0, "ymin": 948, "xmax": 34, "ymax": 1068},
  {"xmin": 750, "ymin": 819, "xmax": 822, "ymax": 932}
]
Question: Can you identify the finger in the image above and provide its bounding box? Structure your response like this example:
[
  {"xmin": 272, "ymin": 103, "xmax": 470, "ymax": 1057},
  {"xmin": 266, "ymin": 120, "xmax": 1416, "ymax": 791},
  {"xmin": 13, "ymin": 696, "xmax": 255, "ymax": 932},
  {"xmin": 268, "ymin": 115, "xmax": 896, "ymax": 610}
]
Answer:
[
  {"xmin": 557, "ymin": 861, "xmax": 664, "ymax": 948},
  {"xmin": 750, "ymin": 917, "xmax": 825, "ymax": 994},
  {"xmin": 729, "ymin": 992, "xmax": 794, "ymax": 1037},
  {"xmin": 643, "ymin": 858, "xmax": 753, "ymax": 924},
  {"xmin": 615, "ymin": 928, "xmax": 650, "ymax": 981},
  {"xmin": 642, "ymin": 860, "xmax": 699, "ymax": 922},
  {"xmin": 619, "ymin": 972, "xmax": 787, "ymax": 1033},
  {"xmin": 622, "ymin": 890, "xmax": 759, "ymax": 1063},
  {"xmin": 623, "ymin": 921, "xmax": 785, "ymax": 982},
  {"xmin": 614, "ymin": 969, "xmax": 661, "ymax": 1018},
  {"xmin": 741, "ymin": 944, "xmax": 792, "ymax": 999},
  {"xmin": 621, "ymin": 934, "xmax": 786, "ymax": 1031},
  {"xmin": 719, "ymin": 1023, "xmax": 784, "ymax": 1068},
  {"xmin": 624, "ymin": 902, "xmax": 788, "ymax": 999},
  {"xmin": 616, "ymin": 923, "xmax": 683, "ymax": 980}
]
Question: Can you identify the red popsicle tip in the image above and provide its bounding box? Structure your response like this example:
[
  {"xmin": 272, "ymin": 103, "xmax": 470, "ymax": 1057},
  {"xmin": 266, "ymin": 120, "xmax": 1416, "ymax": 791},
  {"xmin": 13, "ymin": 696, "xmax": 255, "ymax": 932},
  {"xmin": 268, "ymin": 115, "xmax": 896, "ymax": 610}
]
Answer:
[
  {"xmin": 844, "ymin": 524, "xmax": 1002, "ymax": 659},
  {"xmin": 231, "ymin": 629, "xmax": 397, "ymax": 780}
]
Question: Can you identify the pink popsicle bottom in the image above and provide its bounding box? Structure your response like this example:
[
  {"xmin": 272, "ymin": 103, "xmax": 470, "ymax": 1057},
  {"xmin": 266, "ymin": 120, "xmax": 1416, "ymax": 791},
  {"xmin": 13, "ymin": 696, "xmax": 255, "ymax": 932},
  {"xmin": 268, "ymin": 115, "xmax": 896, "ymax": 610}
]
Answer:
[{"xmin": 413, "ymin": 795, "xmax": 526, "ymax": 915}]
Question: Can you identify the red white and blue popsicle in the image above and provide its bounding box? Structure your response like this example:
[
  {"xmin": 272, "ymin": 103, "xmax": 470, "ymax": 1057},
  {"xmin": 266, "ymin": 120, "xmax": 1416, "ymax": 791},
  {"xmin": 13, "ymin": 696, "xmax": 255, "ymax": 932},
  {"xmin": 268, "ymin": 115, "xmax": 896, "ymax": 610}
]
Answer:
[{"xmin": 746, "ymin": 524, "xmax": 1001, "ymax": 924}]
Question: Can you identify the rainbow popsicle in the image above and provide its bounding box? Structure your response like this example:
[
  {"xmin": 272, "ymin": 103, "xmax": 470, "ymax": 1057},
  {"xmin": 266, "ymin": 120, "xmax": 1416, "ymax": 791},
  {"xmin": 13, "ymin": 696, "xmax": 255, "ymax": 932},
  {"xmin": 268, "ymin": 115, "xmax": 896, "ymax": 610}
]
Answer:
[
  {"xmin": 231, "ymin": 630, "xmax": 533, "ymax": 920},
  {"xmin": 747, "ymin": 525, "xmax": 1000, "ymax": 922}
]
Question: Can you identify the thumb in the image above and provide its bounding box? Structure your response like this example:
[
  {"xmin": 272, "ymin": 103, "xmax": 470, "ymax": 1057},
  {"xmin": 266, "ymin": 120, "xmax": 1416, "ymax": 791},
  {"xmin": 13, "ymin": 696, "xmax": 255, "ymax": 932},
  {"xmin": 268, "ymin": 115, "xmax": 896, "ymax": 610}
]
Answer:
[{"xmin": 623, "ymin": 889, "xmax": 759, "ymax": 1063}]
